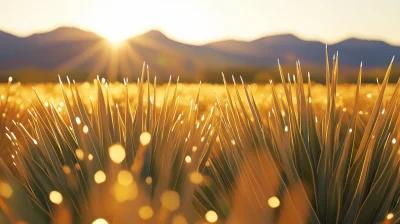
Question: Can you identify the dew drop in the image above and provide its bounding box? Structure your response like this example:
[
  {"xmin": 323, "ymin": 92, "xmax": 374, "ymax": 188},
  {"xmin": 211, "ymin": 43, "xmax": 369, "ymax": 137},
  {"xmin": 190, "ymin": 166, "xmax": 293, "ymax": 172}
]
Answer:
[
  {"xmin": 268, "ymin": 196, "xmax": 280, "ymax": 208},
  {"xmin": 205, "ymin": 210, "xmax": 218, "ymax": 223},
  {"xmin": 140, "ymin": 132, "xmax": 151, "ymax": 145},
  {"xmin": 145, "ymin": 176, "xmax": 153, "ymax": 185},
  {"xmin": 172, "ymin": 214, "xmax": 188, "ymax": 224},
  {"xmin": 62, "ymin": 165, "xmax": 71, "ymax": 174},
  {"xmin": 189, "ymin": 172, "xmax": 203, "ymax": 185},
  {"xmin": 108, "ymin": 144, "xmax": 126, "ymax": 164},
  {"xmin": 83, "ymin": 125, "xmax": 89, "ymax": 133},
  {"xmin": 160, "ymin": 190, "xmax": 180, "ymax": 211},
  {"xmin": 49, "ymin": 191, "xmax": 63, "ymax": 204},
  {"xmin": 75, "ymin": 149, "xmax": 84, "ymax": 160},
  {"xmin": 0, "ymin": 182, "xmax": 13, "ymax": 199},
  {"xmin": 117, "ymin": 170, "xmax": 133, "ymax": 186},
  {"xmin": 138, "ymin": 206, "xmax": 154, "ymax": 220},
  {"xmin": 94, "ymin": 170, "xmax": 106, "ymax": 184},
  {"xmin": 92, "ymin": 218, "xmax": 108, "ymax": 224}
]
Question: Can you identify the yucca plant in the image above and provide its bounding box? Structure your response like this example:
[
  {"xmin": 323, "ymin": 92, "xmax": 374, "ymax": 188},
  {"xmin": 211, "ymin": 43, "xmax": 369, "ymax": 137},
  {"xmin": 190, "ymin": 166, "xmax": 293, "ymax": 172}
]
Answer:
[
  {"xmin": 0, "ymin": 49, "xmax": 399, "ymax": 224},
  {"xmin": 198, "ymin": 49, "xmax": 400, "ymax": 223},
  {"xmin": 0, "ymin": 64, "xmax": 220, "ymax": 223}
]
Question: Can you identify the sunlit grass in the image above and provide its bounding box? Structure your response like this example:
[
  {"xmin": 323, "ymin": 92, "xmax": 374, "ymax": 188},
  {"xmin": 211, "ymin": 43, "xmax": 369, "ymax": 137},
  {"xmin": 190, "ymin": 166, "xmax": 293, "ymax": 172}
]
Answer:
[{"xmin": 0, "ymin": 50, "xmax": 399, "ymax": 223}]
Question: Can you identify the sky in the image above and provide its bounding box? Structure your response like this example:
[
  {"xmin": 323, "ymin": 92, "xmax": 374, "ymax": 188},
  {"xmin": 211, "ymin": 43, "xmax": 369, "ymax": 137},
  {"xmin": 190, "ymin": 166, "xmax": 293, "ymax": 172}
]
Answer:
[{"xmin": 0, "ymin": 0, "xmax": 399, "ymax": 45}]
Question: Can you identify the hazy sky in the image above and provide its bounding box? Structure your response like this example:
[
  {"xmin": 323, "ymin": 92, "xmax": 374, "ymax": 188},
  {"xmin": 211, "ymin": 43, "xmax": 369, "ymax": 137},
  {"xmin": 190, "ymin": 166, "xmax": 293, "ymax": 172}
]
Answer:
[{"xmin": 0, "ymin": 0, "xmax": 399, "ymax": 45}]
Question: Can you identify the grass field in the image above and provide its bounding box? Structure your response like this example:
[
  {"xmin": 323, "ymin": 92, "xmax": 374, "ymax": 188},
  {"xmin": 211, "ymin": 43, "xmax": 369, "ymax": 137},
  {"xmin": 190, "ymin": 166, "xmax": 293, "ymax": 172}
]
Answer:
[{"xmin": 0, "ymin": 54, "xmax": 399, "ymax": 223}]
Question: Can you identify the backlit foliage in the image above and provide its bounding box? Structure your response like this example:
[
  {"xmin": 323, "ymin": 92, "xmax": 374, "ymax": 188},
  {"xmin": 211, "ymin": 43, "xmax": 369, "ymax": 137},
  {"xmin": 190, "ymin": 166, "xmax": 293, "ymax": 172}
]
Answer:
[{"xmin": 0, "ymin": 49, "xmax": 399, "ymax": 223}]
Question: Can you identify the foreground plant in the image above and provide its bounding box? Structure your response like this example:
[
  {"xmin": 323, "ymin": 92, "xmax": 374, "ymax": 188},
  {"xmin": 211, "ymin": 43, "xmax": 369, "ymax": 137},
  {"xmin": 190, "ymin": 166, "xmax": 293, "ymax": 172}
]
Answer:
[
  {"xmin": 0, "ymin": 49, "xmax": 399, "ymax": 224},
  {"xmin": 0, "ymin": 65, "xmax": 220, "ymax": 223},
  {"xmin": 203, "ymin": 50, "xmax": 400, "ymax": 224}
]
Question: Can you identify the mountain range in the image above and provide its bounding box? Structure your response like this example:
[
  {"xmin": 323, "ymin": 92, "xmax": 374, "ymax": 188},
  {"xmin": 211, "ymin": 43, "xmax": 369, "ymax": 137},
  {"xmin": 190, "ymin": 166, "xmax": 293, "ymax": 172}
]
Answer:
[{"xmin": 0, "ymin": 27, "xmax": 399, "ymax": 83}]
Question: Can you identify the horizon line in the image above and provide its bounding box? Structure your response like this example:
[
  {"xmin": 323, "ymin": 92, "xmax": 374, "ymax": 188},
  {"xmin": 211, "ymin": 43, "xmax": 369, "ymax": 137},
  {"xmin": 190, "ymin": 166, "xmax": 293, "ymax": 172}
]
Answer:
[{"xmin": 0, "ymin": 25, "xmax": 398, "ymax": 47}]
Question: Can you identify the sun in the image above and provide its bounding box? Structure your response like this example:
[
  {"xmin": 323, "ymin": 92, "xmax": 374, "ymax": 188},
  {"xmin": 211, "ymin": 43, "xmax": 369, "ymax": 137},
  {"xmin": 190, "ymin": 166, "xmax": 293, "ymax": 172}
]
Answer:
[
  {"xmin": 85, "ymin": 1, "xmax": 144, "ymax": 47},
  {"xmin": 95, "ymin": 23, "xmax": 136, "ymax": 47},
  {"xmin": 106, "ymin": 35, "xmax": 126, "ymax": 46},
  {"xmin": 99, "ymin": 27, "xmax": 130, "ymax": 46}
]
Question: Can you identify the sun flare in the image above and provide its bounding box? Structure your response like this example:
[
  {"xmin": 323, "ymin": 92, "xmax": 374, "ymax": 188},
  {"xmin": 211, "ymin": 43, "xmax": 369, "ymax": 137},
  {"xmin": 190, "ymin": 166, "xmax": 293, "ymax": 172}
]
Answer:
[
  {"xmin": 85, "ymin": 1, "xmax": 144, "ymax": 47},
  {"xmin": 103, "ymin": 32, "xmax": 127, "ymax": 46},
  {"xmin": 107, "ymin": 37, "xmax": 124, "ymax": 46}
]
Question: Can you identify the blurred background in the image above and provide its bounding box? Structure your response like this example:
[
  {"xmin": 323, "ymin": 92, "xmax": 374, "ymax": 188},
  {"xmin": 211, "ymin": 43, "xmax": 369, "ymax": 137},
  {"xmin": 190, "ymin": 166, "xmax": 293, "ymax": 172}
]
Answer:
[{"xmin": 0, "ymin": 0, "xmax": 399, "ymax": 83}]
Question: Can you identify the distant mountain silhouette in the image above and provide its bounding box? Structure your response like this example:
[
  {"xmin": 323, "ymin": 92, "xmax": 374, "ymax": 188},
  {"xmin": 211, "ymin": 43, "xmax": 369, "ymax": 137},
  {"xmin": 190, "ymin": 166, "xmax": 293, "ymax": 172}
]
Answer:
[
  {"xmin": 0, "ymin": 27, "xmax": 398, "ymax": 83},
  {"xmin": 0, "ymin": 30, "xmax": 22, "ymax": 57},
  {"xmin": 25, "ymin": 27, "xmax": 101, "ymax": 44},
  {"xmin": 0, "ymin": 30, "xmax": 20, "ymax": 42},
  {"xmin": 134, "ymin": 30, "xmax": 171, "ymax": 42}
]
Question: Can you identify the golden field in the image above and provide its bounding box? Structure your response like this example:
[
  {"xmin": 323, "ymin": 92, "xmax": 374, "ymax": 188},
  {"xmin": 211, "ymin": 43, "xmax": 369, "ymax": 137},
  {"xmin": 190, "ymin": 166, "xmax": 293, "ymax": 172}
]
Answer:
[{"xmin": 0, "ymin": 57, "xmax": 399, "ymax": 224}]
